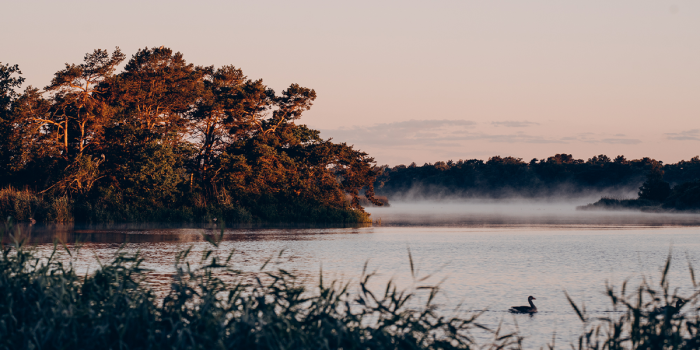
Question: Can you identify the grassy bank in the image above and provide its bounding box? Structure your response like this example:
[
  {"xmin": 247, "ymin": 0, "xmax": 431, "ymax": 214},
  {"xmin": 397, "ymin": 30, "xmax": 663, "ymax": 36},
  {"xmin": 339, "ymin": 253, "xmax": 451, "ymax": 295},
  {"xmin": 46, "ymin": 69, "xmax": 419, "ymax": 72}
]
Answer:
[{"xmin": 0, "ymin": 187, "xmax": 371, "ymax": 224}]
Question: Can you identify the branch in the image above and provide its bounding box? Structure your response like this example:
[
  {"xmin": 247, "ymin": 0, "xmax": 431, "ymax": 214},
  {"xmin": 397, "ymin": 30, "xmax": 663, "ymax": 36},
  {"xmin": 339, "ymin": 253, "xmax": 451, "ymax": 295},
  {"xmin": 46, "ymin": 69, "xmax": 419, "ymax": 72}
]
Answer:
[{"xmin": 30, "ymin": 118, "xmax": 65, "ymax": 129}]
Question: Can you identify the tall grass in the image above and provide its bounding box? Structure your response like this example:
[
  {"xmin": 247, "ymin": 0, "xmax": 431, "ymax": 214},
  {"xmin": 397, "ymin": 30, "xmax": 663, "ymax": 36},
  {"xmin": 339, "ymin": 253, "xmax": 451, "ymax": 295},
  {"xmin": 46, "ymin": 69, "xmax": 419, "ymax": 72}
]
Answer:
[
  {"xmin": 4, "ymin": 220, "xmax": 698, "ymax": 349},
  {"xmin": 566, "ymin": 254, "xmax": 700, "ymax": 349},
  {"xmin": 0, "ymin": 187, "xmax": 73, "ymax": 223},
  {"xmin": 1, "ymin": 187, "xmax": 371, "ymax": 224},
  {"xmin": 0, "ymin": 224, "xmax": 514, "ymax": 350}
]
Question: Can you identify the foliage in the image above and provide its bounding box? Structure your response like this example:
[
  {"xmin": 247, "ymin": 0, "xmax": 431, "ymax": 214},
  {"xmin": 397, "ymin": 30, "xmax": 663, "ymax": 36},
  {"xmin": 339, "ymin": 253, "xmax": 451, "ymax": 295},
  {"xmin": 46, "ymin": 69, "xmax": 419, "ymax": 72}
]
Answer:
[
  {"xmin": 0, "ymin": 63, "xmax": 27, "ymax": 182},
  {"xmin": 579, "ymin": 162, "xmax": 698, "ymax": 212},
  {"xmin": 567, "ymin": 254, "xmax": 700, "ymax": 350},
  {"xmin": 0, "ymin": 187, "xmax": 72, "ymax": 223},
  {"xmin": 662, "ymin": 179, "xmax": 700, "ymax": 211},
  {"xmin": 0, "ymin": 226, "xmax": 514, "ymax": 350},
  {"xmin": 0, "ymin": 187, "xmax": 369, "ymax": 224},
  {"xmin": 377, "ymin": 155, "xmax": 700, "ymax": 207},
  {"xmin": 638, "ymin": 161, "xmax": 671, "ymax": 203},
  {"xmin": 0, "ymin": 48, "xmax": 381, "ymax": 223},
  {"xmin": 0, "ymin": 62, "xmax": 25, "ymax": 110}
]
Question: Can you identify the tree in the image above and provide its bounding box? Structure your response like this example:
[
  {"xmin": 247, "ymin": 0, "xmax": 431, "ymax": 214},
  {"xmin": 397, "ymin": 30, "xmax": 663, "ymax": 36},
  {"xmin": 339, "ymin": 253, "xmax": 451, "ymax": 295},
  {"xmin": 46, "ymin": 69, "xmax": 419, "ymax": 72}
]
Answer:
[
  {"xmin": 266, "ymin": 84, "xmax": 316, "ymax": 135},
  {"xmin": 663, "ymin": 179, "xmax": 700, "ymax": 210},
  {"xmin": 0, "ymin": 63, "xmax": 25, "ymax": 184},
  {"xmin": 1, "ymin": 47, "xmax": 383, "ymax": 223},
  {"xmin": 42, "ymin": 48, "xmax": 125, "ymax": 158},
  {"xmin": 587, "ymin": 154, "xmax": 611, "ymax": 166},
  {"xmin": 190, "ymin": 65, "xmax": 248, "ymax": 182},
  {"xmin": 638, "ymin": 161, "xmax": 671, "ymax": 202},
  {"xmin": 110, "ymin": 47, "xmax": 205, "ymax": 142},
  {"xmin": 0, "ymin": 63, "xmax": 24, "ymax": 112},
  {"xmin": 614, "ymin": 155, "xmax": 628, "ymax": 164},
  {"xmin": 99, "ymin": 124, "xmax": 190, "ymax": 209},
  {"xmin": 2, "ymin": 87, "xmax": 54, "ymax": 189},
  {"xmin": 8, "ymin": 49, "xmax": 126, "ymax": 195}
]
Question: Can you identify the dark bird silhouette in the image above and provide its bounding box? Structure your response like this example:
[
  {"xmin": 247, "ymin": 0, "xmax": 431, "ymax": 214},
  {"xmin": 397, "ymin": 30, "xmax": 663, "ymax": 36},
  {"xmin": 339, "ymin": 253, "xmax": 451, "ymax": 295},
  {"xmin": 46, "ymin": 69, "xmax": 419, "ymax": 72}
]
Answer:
[
  {"xmin": 653, "ymin": 299, "xmax": 685, "ymax": 316},
  {"xmin": 509, "ymin": 296, "xmax": 537, "ymax": 313}
]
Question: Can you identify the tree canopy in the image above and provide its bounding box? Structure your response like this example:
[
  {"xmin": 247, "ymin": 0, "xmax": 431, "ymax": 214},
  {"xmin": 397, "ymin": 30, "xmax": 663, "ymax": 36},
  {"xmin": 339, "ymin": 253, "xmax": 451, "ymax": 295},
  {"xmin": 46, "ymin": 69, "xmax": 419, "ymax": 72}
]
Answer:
[
  {"xmin": 375, "ymin": 154, "xmax": 700, "ymax": 200},
  {"xmin": 0, "ymin": 47, "xmax": 381, "ymax": 223}
]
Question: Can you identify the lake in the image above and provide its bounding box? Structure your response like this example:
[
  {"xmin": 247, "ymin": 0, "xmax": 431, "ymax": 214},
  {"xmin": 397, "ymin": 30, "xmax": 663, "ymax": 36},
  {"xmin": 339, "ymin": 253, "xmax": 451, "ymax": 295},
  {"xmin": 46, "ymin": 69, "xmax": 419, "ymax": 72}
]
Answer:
[{"xmin": 7, "ymin": 201, "xmax": 700, "ymax": 348}]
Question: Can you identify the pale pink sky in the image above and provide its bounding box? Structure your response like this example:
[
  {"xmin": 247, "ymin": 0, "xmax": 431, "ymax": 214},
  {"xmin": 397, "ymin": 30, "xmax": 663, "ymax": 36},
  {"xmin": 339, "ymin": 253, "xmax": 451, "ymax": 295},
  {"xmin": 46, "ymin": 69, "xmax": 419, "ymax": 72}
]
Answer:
[{"xmin": 2, "ymin": 1, "xmax": 699, "ymax": 165}]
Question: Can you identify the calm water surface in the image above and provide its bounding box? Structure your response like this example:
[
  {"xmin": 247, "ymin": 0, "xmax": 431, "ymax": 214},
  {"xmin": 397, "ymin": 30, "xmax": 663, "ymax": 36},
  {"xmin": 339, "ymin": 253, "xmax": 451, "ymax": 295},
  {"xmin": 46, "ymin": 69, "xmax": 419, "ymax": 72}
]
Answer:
[{"xmin": 9, "ymin": 202, "xmax": 700, "ymax": 348}]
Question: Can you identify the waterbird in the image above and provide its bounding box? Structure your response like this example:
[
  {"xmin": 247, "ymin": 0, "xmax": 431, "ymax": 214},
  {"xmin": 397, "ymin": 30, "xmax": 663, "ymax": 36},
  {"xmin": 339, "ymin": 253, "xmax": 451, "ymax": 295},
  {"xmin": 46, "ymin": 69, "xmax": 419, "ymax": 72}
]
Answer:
[
  {"xmin": 509, "ymin": 296, "xmax": 537, "ymax": 313},
  {"xmin": 653, "ymin": 299, "xmax": 685, "ymax": 316}
]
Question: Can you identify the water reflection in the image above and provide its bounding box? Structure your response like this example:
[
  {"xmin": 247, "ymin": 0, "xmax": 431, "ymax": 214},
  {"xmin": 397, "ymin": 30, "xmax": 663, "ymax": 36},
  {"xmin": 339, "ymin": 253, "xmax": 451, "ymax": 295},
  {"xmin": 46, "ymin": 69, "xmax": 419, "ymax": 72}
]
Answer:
[{"xmin": 2, "ymin": 222, "xmax": 371, "ymax": 245}]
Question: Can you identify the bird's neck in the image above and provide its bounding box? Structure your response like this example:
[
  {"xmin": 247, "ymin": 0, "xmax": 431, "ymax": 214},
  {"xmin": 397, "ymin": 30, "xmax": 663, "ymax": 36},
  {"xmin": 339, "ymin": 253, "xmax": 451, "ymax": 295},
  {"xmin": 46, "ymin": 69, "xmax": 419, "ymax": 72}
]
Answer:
[{"xmin": 529, "ymin": 299, "xmax": 535, "ymax": 308}]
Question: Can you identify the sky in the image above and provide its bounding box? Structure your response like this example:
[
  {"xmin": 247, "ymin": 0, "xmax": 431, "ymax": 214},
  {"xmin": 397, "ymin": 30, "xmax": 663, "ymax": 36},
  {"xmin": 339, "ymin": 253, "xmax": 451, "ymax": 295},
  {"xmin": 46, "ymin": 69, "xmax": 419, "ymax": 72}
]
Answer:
[{"xmin": 2, "ymin": 0, "xmax": 699, "ymax": 166}]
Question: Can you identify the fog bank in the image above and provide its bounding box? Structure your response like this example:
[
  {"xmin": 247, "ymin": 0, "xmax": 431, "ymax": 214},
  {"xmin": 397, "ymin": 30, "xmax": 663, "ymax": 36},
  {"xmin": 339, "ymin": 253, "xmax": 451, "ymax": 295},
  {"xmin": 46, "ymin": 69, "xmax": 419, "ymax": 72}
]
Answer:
[{"xmin": 365, "ymin": 199, "xmax": 700, "ymax": 227}]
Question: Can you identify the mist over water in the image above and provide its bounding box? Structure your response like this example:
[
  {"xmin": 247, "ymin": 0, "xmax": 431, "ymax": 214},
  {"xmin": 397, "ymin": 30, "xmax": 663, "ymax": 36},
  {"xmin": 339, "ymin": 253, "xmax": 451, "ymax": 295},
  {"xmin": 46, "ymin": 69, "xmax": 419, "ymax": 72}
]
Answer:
[
  {"xmin": 366, "ymin": 199, "xmax": 700, "ymax": 226},
  {"xmin": 7, "ymin": 199, "xmax": 700, "ymax": 348},
  {"xmin": 373, "ymin": 172, "xmax": 646, "ymax": 202}
]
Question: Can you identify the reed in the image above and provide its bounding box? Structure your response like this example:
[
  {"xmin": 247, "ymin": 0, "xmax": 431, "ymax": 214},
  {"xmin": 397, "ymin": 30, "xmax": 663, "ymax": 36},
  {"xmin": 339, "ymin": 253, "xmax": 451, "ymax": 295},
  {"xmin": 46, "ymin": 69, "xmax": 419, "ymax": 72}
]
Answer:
[
  {"xmin": 0, "ymin": 223, "xmax": 512, "ymax": 350},
  {"xmin": 6, "ymin": 220, "xmax": 697, "ymax": 349},
  {"xmin": 0, "ymin": 187, "xmax": 73, "ymax": 223},
  {"xmin": 566, "ymin": 253, "xmax": 700, "ymax": 349},
  {"xmin": 0, "ymin": 187, "xmax": 371, "ymax": 224},
  {"xmin": 0, "ymin": 187, "xmax": 40, "ymax": 221}
]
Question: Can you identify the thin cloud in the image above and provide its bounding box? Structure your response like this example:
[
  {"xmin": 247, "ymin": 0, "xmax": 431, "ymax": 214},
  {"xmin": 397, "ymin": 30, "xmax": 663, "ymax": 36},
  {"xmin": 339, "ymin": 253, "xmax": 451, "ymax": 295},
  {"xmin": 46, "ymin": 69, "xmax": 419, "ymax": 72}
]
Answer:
[
  {"xmin": 562, "ymin": 133, "xmax": 640, "ymax": 144},
  {"xmin": 448, "ymin": 133, "xmax": 565, "ymax": 144},
  {"xmin": 666, "ymin": 129, "xmax": 700, "ymax": 141},
  {"xmin": 322, "ymin": 120, "xmax": 643, "ymax": 150},
  {"xmin": 322, "ymin": 119, "xmax": 564, "ymax": 147},
  {"xmin": 491, "ymin": 121, "xmax": 540, "ymax": 128},
  {"xmin": 323, "ymin": 119, "xmax": 477, "ymax": 147},
  {"xmin": 600, "ymin": 138, "xmax": 642, "ymax": 145}
]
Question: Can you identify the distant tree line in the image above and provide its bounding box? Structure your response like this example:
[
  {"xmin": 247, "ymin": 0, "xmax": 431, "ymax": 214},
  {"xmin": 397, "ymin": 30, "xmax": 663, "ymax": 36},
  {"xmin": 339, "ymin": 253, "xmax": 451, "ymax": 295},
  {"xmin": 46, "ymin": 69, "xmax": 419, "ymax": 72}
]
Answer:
[
  {"xmin": 580, "ymin": 158, "xmax": 700, "ymax": 211},
  {"xmin": 374, "ymin": 154, "xmax": 700, "ymax": 206},
  {"xmin": 0, "ymin": 47, "xmax": 381, "ymax": 223}
]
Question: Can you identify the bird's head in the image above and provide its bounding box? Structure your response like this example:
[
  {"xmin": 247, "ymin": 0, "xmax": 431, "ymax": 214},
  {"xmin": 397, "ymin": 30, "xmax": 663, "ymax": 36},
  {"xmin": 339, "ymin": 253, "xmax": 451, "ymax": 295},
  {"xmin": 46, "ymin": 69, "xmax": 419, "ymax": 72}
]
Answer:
[{"xmin": 528, "ymin": 296, "xmax": 536, "ymax": 301}]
